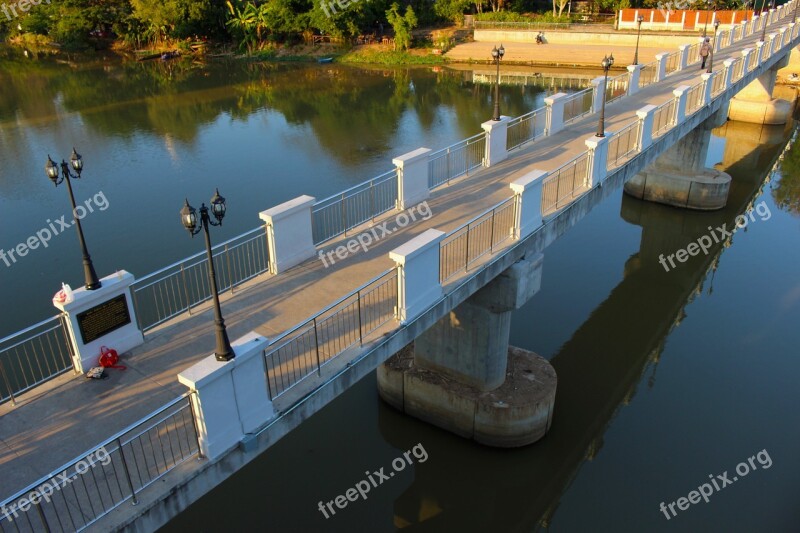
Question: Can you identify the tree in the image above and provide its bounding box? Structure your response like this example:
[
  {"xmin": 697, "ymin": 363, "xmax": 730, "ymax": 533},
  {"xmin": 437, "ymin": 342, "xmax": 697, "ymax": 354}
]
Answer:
[
  {"xmin": 552, "ymin": 0, "xmax": 569, "ymax": 17},
  {"xmin": 433, "ymin": 0, "xmax": 472, "ymax": 24},
  {"xmin": 385, "ymin": 2, "xmax": 416, "ymax": 51}
]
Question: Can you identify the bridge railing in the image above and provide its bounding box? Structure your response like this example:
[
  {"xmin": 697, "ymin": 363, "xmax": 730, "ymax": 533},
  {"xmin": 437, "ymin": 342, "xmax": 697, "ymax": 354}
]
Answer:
[
  {"xmin": 541, "ymin": 151, "xmax": 591, "ymax": 214},
  {"xmin": 607, "ymin": 121, "xmax": 641, "ymax": 171},
  {"xmin": 428, "ymin": 132, "xmax": 487, "ymax": 190},
  {"xmin": 311, "ymin": 169, "xmax": 399, "ymax": 245},
  {"xmin": 685, "ymin": 82, "xmax": 705, "ymax": 115},
  {"xmin": 439, "ymin": 196, "xmax": 516, "ymax": 283},
  {"xmin": 711, "ymin": 69, "xmax": 726, "ymax": 96},
  {"xmin": 563, "ymin": 88, "xmax": 594, "ymax": 125},
  {"xmin": 605, "ymin": 73, "xmax": 629, "ymax": 104},
  {"xmin": 507, "ymin": 107, "xmax": 546, "ymax": 151},
  {"xmin": 263, "ymin": 268, "xmax": 398, "ymax": 400},
  {"xmin": 652, "ymin": 99, "xmax": 677, "ymax": 138},
  {"xmin": 0, "ymin": 392, "xmax": 200, "ymax": 532},
  {"xmin": 131, "ymin": 226, "xmax": 271, "ymax": 332},
  {"xmin": 731, "ymin": 57, "xmax": 745, "ymax": 82},
  {"xmin": 0, "ymin": 315, "xmax": 74, "ymax": 406},
  {"xmin": 687, "ymin": 42, "xmax": 701, "ymax": 65},
  {"xmin": 639, "ymin": 61, "xmax": 658, "ymax": 88},
  {"xmin": 664, "ymin": 51, "xmax": 680, "ymax": 75}
]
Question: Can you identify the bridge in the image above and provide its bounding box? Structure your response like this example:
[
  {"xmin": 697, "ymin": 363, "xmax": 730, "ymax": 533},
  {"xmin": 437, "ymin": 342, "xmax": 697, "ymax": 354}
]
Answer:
[{"xmin": 1, "ymin": 4, "xmax": 798, "ymax": 530}]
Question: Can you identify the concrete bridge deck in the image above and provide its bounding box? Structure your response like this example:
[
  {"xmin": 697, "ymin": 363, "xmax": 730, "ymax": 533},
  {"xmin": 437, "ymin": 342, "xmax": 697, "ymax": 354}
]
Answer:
[{"xmin": 1, "ymin": 7, "xmax": 797, "ymax": 528}]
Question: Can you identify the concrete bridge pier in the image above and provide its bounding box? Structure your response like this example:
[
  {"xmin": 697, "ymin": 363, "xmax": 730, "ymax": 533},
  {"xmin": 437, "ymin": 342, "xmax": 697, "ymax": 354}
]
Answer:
[
  {"xmin": 377, "ymin": 254, "xmax": 557, "ymax": 448},
  {"xmin": 624, "ymin": 112, "xmax": 732, "ymax": 210},
  {"xmin": 728, "ymin": 60, "xmax": 794, "ymax": 124}
]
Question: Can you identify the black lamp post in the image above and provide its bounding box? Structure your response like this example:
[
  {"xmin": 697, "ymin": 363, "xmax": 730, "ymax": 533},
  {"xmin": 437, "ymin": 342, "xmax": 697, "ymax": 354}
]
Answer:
[
  {"xmin": 45, "ymin": 149, "xmax": 101, "ymax": 291},
  {"xmin": 703, "ymin": 0, "xmax": 712, "ymax": 36},
  {"xmin": 597, "ymin": 54, "xmax": 614, "ymax": 138},
  {"xmin": 634, "ymin": 15, "xmax": 644, "ymax": 65},
  {"xmin": 491, "ymin": 43, "xmax": 505, "ymax": 121},
  {"xmin": 760, "ymin": 0, "xmax": 774, "ymax": 42},
  {"xmin": 180, "ymin": 190, "xmax": 234, "ymax": 362},
  {"xmin": 708, "ymin": 19, "xmax": 720, "ymax": 72}
]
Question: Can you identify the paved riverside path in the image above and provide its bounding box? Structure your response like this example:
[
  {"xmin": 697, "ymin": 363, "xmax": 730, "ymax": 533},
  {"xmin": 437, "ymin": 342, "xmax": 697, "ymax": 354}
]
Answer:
[
  {"xmin": 444, "ymin": 41, "xmax": 665, "ymax": 67},
  {"xmin": 0, "ymin": 18, "xmax": 789, "ymax": 504}
]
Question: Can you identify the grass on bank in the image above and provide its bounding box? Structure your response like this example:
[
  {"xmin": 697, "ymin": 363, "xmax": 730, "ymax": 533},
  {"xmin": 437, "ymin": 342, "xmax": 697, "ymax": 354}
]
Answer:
[{"xmin": 337, "ymin": 48, "xmax": 447, "ymax": 65}]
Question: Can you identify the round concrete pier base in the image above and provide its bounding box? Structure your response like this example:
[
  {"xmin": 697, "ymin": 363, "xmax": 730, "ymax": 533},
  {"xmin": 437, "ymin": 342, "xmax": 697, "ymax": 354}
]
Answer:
[
  {"xmin": 727, "ymin": 97, "xmax": 792, "ymax": 125},
  {"xmin": 377, "ymin": 344, "xmax": 557, "ymax": 448},
  {"xmin": 624, "ymin": 167, "xmax": 732, "ymax": 210}
]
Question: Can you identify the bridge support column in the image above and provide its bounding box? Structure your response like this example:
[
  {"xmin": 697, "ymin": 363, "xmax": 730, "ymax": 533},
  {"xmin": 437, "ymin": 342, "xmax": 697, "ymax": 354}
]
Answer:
[
  {"xmin": 394, "ymin": 147, "xmax": 431, "ymax": 209},
  {"xmin": 377, "ymin": 254, "xmax": 557, "ymax": 447},
  {"xmin": 544, "ymin": 93, "xmax": 567, "ymax": 135},
  {"xmin": 625, "ymin": 117, "xmax": 732, "ymax": 210},
  {"xmin": 260, "ymin": 195, "xmax": 316, "ymax": 275},
  {"xmin": 728, "ymin": 66, "xmax": 793, "ymax": 124},
  {"xmin": 178, "ymin": 332, "xmax": 273, "ymax": 460},
  {"xmin": 591, "ymin": 76, "xmax": 606, "ymax": 113},
  {"xmin": 481, "ymin": 117, "xmax": 510, "ymax": 167},
  {"xmin": 627, "ymin": 65, "xmax": 641, "ymax": 96}
]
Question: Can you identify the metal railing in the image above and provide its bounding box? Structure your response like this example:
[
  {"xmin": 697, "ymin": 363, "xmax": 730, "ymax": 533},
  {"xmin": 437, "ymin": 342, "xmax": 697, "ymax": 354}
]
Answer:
[
  {"xmin": 607, "ymin": 121, "xmax": 641, "ymax": 171},
  {"xmin": 563, "ymin": 88, "xmax": 593, "ymax": 125},
  {"xmin": 664, "ymin": 52, "xmax": 680, "ymax": 75},
  {"xmin": 687, "ymin": 42, "xmax": 701, "ymax": 65},
  {"xmin": 652, "ymin": 99, "xmax": 677, "ymax": 137},
  {"xmin": 762, "ymin": 42, "xmax": 770, "ymax": 62},
  {"xmin": 311, "ymin": 169, "xmax": 399, "ymax": 245},
  {"xmin": 541, "ymin": 151, "xmax": 591, "ymax": 214},
  {"xmin": 263, "ymin": 268, "xmax": 397, "ymax": 400},
  {"xmin": 731, "ymin": 57, "xmax": 744, "ymax": 82},
  {"xmin": 0, "ymin": 315, "xmax": 74, "ymax": 406},
  {"xmin": 639, "ymin": 61, "xmax": 658, "ymax": 88},
  {"xmin": 472, "ymin": 19, "xmax": 615, "ymax": 31},
  {"xmin": 131, "ymin": 226, "xmax": 270, "ymax": 332},
  {"xmin": 711, "ymin": 70, "xmax": 725, "ymax": 96},
  {"xmin": 0, "ymin": 393, "xmax": 199, "ymax": 532},
  {"xmin": 428, "ymin": 133, "xmax": 486, "ymax": 190},
  {"xmin": 685, "ymin": 83, "xmax": 705, "ymax": 115},
  {"xmin": 439, "ymin": 196, "xmax": 516, "ymax": 283},
  {"xmin": 507, "ymin": 107, "xmax": 545, "ymax": 151},
  {"xmin": 746, "ymin": 50, "xmax": 758, "ymax": 71},
  {"xmin": 605, "ymin": 74, "xmax": 628, "ymax": 104}
]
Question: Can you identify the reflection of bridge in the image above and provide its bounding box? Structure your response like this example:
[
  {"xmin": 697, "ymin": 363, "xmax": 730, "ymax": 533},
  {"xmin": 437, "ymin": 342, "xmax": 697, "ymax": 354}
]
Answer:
[
  {"xmin": 2, "ymin": 3, "xmax": 799, "ymax": 530},
  {"xmin": 471, "ymin": 70, "xmax": 596, "ymax": 90}
]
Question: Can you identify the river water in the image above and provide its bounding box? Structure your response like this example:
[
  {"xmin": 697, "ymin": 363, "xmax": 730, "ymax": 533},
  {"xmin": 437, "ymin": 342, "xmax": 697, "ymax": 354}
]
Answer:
[{"xmin": 1, "ymin": 49, "xmax": 799, "ymax": 532}]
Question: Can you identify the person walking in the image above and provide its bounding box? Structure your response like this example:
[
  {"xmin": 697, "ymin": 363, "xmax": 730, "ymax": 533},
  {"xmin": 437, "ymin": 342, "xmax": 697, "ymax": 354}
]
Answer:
[{"xmin": 700, "ymin": 38, "xmax": 711, "ymax": 69}]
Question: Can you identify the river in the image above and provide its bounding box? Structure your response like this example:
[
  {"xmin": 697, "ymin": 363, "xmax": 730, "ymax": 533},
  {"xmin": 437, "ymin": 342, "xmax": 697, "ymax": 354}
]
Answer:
[{"xmin": 1, "ymin": 49, "xmax": 799, "ymax": 532}]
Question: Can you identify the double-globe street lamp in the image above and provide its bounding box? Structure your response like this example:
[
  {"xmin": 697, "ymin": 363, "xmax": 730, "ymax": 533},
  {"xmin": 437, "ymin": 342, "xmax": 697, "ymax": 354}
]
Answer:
[
  {"xmin": 491, "ymin": 44, "xmax": 505, "ymax": 121},
  {"xmin": 180, "ymin": 190, "xmax": 234, "ymax": 362},
  {"xmin": 45, "ymin": 149, "xmax": 102, "ymax": 291},
  {"xmin": 708, "ymin": 20, "xmax": 720, "ymax": 73},
  {"xmin": 633, "ymin": 15, "xmax": 644, "ymax": 66},
  {"xmin": 597, "ymin": 54, "xmax": 614, "ymax": 138}
]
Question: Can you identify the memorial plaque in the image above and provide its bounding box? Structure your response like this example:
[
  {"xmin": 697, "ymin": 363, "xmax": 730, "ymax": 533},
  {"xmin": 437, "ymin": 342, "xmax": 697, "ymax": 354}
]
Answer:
[{"xmin": 76, "ymin": 294, "xmax": 132, "ymax": 344}]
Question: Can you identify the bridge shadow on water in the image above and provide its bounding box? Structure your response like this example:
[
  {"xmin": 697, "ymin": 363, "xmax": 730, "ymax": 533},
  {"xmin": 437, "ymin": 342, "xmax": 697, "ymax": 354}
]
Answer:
[{"xmin": 373, "ymin": 120, "xmax": 794, "ymax": 531}]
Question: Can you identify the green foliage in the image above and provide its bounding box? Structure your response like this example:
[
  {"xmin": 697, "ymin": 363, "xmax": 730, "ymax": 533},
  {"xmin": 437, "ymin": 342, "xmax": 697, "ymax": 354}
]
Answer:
[
  {"xmin": 339, "ymin": 48, "xmax": 445, "ymax": 64},
  {"xmin": 433, "ymin": 0, "xmax": 472, "ymax": 24},
  {"xmin": 473, "ymin": 12, "xmax": 530, "ymax": 22},
  {"xmin": 385, "ymin": 3, "xmax": 417, "ymax": 51}
]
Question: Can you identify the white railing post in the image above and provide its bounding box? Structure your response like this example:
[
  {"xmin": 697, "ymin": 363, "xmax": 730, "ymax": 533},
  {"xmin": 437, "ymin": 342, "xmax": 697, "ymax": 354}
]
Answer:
[
  {"xmin": 394, "ymin": 148, "xmax": 431, "ymax": 208},
  {"xmin": 655, "ymin": 53, "xmax": 668, "ymax": 81},
  {"xmin": 752, "ymin": 15, "xmax": 760, "ymax": 34},
  {"xmin": 788, "ymin": 23, "xmax": 796, "ymax": 44},
  {"xmin": 260, "ymin": 195, "xmax": 316, "ymax": 274},
  {"xmin": 742, "ymin": 48, "xmax": 754, "ymax": 72},
  {"xmin": 678, "ymin": 44, "xmax": 690, "ymax": 70},
  {"xmin": 636, "ymin": 105, "xmax": 657, "ymax": 151},
  {"xmin": 715, "ymin": 31, "xmax": 724, "ymax": 52},
  {"xmin": 178, "ymin": 332, "xmax": 273, "ymax": 459},
  {"xmin": 723, "ymin": 58, "xmax": 736, "ymax": 89},
  {"xmin": 755, "ymin": 41, "xmax": 765, "ymax": 66},
  {"xmin": 481, "ymin": 118, "xmax": 510, "ymax": 167},
  {"xmin": 509, "ymin": 170, "xmax": 546, "ymax": 239},
  {"xmin": 544, "ymin": 93, "xmax": 567, "ymax": 135},
  {"xmin": 769, "ymin": 7, "xmax": 777, "ymax": 24},
  {"xmin": 740, "ymin": 20, "xmax": 748, "ymax": 40},
  {"xmin": 389, "ymin": 229, "xmax": 444, "ymax": 324},
  {"xmin": 627, "ymin": 64, "xmax": 641, "ymax": 95},
  {"xmin": 585, "ymin": 135, "xmax": 610, "ymax": 186},
  {"xmin": 701, "ymin": 73, "xmax": 714, "ymax": 105},
  {"xmin": 768, "ymin": 32, "xmax": 778, "ymax": 55},
  {"xmin": 591, "ymin": 76, "xmax": 606, "ymax": 113},
  {"xmin": 781, "ymin": 26, "xmax": 789, "ymax": 47},
  {"xmin": 673, "ymin": 85, "xmax": 690, "ymax": 124}
]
